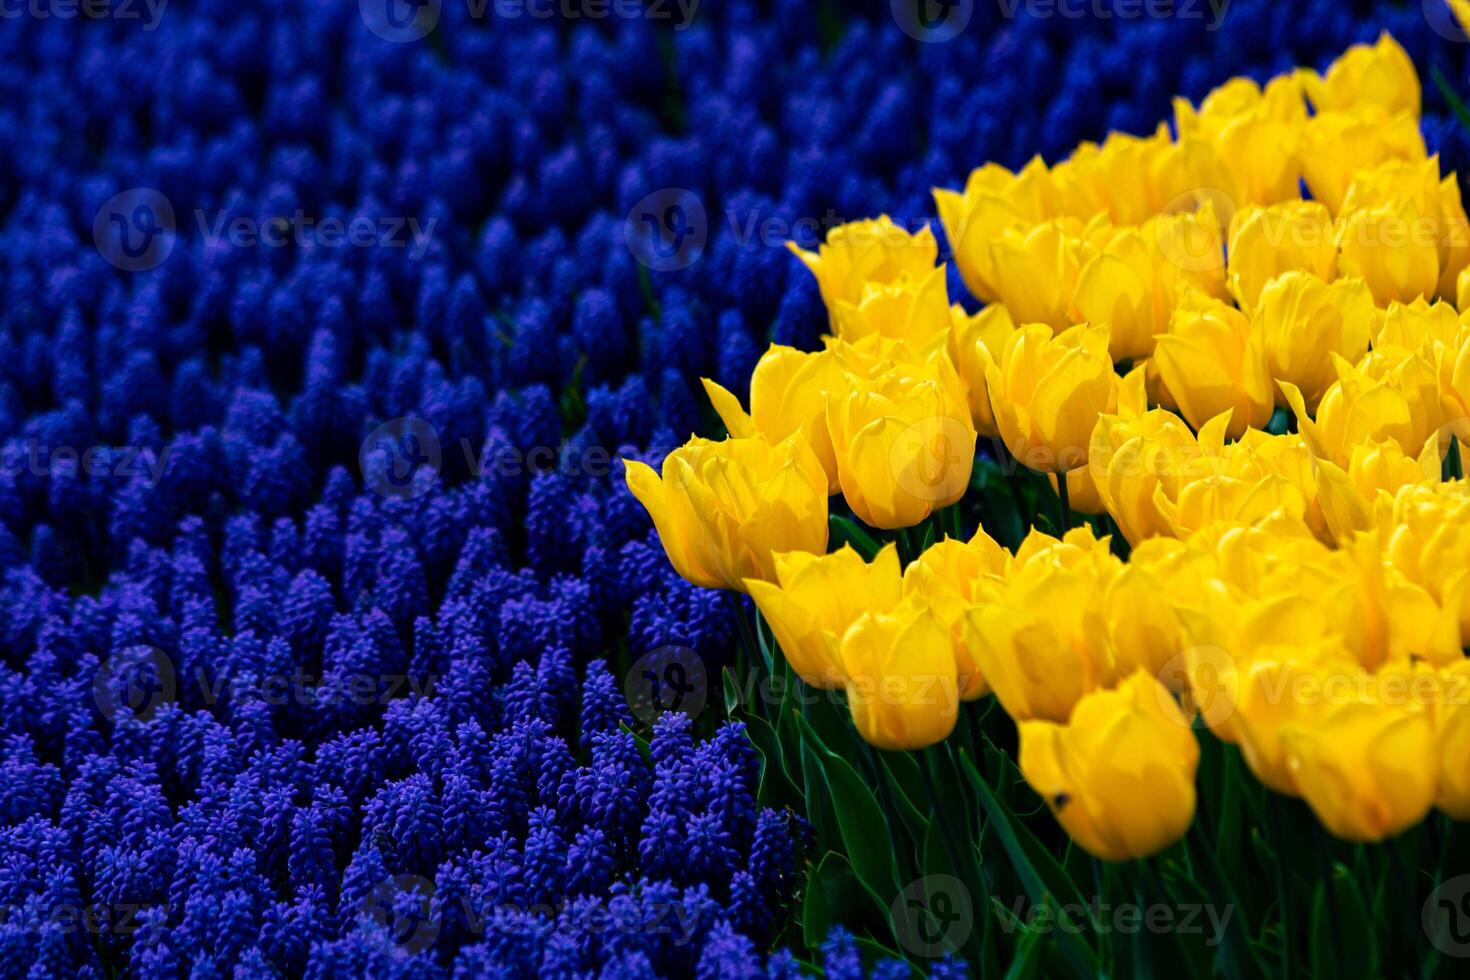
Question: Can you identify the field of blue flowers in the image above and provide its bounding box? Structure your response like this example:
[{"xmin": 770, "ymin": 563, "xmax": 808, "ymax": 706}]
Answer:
[{"xmin": 1, "ymin": 1, "xmax": 1468, "ymax": 976}]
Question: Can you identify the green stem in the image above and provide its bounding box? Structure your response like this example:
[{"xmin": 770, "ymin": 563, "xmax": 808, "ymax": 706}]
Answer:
[
  {"xmin": 920, "ymin": 745, "xmax": 969, "ymax": 885},
  {"xmin": 1386, "ymin": 838, "xmax": 1426, "ymax": 977},
  {"xmin": 1057, "ymin": 470, "xmax": 1072, "ymax": 533},
  {"xmin": 1315, "ymin": 830, "xmax": 1344, "ymax": 980},
  {"xmin": 864, "ymin": 742, "xmax": 915, "ymax": 886},
  {"xmin": 1265, "ymin": 793, "xmax": 1293, "ymax": 978},
  {"xmin": 725, "ymin": 591, "xmax": 766, "ymax": 719}
]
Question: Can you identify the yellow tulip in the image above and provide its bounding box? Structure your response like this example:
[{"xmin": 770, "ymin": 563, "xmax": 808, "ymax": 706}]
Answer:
[
  {"xmin": 1453, "ymin": 0, "xmax": 1470, "ymax": 35},
  {"xmin": 903, "ymin": 529, "xmax": 1013, "ymax": 700},
  {"xmin": 1442, "ymin": 322, "xmax": 1470, "ymax": 440},
  {"xmin": 1018, "ymin": 670, "xmax": 1199, "ymax": 862},
  {"xmin": 987, "ymin": 218, "xmax": 1094, "ymax": 332},
  {"xmin": 1433, "ymin": 659, "xmax": 1470, "ymax": 820},
  {"xmin": 1300, "ymin": 109, "xmax": 1426, "ymax": 217},
  {"xmin": 622, "ymin": 434, "xmax": 828, "ymax": 593},
  {"xmin": 1174, "ymin": 75, "xmax": 1307, "ymax": 207},
  {"xmin": 1072, "ymin": 225, "xmax": 1172, "ymax": 361},
  {"xmin": 1282, "ymin": 345, "xmax": 1442, "ymax": 467},
  {"xmin": 787, "ymin": 217, "xmax": 939, "ymax": 323},
  {"xmin": 1049, "ymin": 127, "xmax": 1173, "ymax": 226},
  {"xmin": 825, "ymin": 352, "xmax": 976, "ymax": 529},
  {"xmin": 1148, "ymin": 202, "xmax": 1230, "ymax": 303},
  {"xmin": 1337, "ymin": 157, "xmax": 1470, "ymax": 301},
  {"xmin": 1374, "ymin": 297, "xmax": 1462, "ymax": 350},
  {"xmin": 971, "ymin": 528, "xmax": 1121, "ymax": 723},
  {"xmin": 1256, "ymin": 271, "xmax": 1377, "ymax": 410},
  {"xmin": 840, "ymin": 597, "xmax": 959, "ymax": 751},
  {"xmin": 1048, "ymin": 464, "xmax": 1107, "ymax": 517},
  {"xmin": 1298, "ymin": 32, "xmax": 1420, "ymax": 119},
  {"xmin": 745, "ymin": 544, "xmax": 902, "ymax": 690},
  {"xmin": 1153, "ymin": 291, "xmax": 1274, "ymax": 437},
  {"xmin": 934, "ymin": 157, "xmax": 1052, "ymax": 303},
  {"xmin": 1104, "ymin": 542, "xmax": 1192, "ymax": 680},
  {"xmin": 1089, "ymin": 399, "xmax": 1209, "ymax": 546},
  {"xmin": 987, "ymin": 323, "xmax": 1118, "ymax": 474},
  {"xmin": 702, "ymin": 345, "xmax": 845, "ymax": 488},
  {"xmin": 947, "ymin": 303, "xmax": 1018, "ymax": 437},
  {"xmin": 1314, "ymin": 437, "xmax": 1441, "ymax": 543},
  {"xmin": 1226, "ymin": 201, "xmax": 1338, "ymax": 310},
  {"xmin": 831, "ymin": 264, "xmax": 951, "ymax": 346},
  {"xmin": 1382, "ymin": 482, "xmax": 1470, "ymax": 645},
  {"xmin": 1337, "ymin": 198, "xmax": 1442, "ymax": 307},
  {"xmin": 1281, "ymin": 681, "xmax": 1436, "ymax": 842}
]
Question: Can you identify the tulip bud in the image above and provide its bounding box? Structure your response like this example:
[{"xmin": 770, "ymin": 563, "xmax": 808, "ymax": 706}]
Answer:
[
  {"xmin": 787, "ymin": 217, "xmax": 939, "ymax": 325},
  {"xmin": 987, "ymin": 219, "xmax": 1094, "ymax": 332},
  {"xmin": 934, "ymin": 157, "xmax": 1052, "ymax": 303},
  {"xmin": 1433, "ymin": 660, "xmax": 1470, "ymax": 820},
  {"xmin": 1256, "ymin": 271, "xmax": 1377, "ymax": 411},
  {"xmin": 1300, "ymin": 108, "xmax": 1425, "ymax": 217},
  {"xmin": 1282, "ymin": 345, "xmax": 1441, "ymax": 467},
  {"xmin": 1174, "ymin": 75, "xmax": 1307, "ymax": 208},
  {"xmin": 987, "ymin": 323, "xmax": 1118, "ymax": 474},
  {"xmin": 1336, "ymin": 197, "xmax": 1441, "ymax": 307},
  {"xmin": 903, "ymin": 529, "xmax": 1014, "ymax": 700},
  {"xmin": 947, "ymin": 303, "xmax": 1018, "ymax": 437},
  {"xmin": 623, "ymin": 434, "xmax": 828, "ymax": 593},
  {"xmin": 831, "ymin": 264, "xmax": 951, "ymax": 346},
  {"xmin": 702, "ymin": 345, "xmax": 845, "ymax": 489},
  {"xmin": 971, "ymin": 528, "xmax": 1122, "ymax": 722},
  {"xmin": 1018, "ymin": 671, "xmax": 1200, "ymax": 862},
  {"xmin": 1153, "ymin": 291, "xmax": 1274, "ymax": 437},
  {"xmin": 1072, "ymin": 226, "xmax": 1171, "ymax": 361},
  {"xmin": 840, "ymin": 598, "xmax": 960, "ymax": 751},
  {"xmin": 1298, "ymin": 32, "xmax": 1420, "ymax": 119},
  {"xmin": 1281, "ymin": 677, "xmax": 1436, "ymax": 842},
  {"xmin": 1226, "ymin": 201, "xmax": 1338, "ymax": 310},
  {"xmin": 745, "ymin": 544, "xmax": 902, "ymax": 690},
  {"xmin": 824, "ymin": 349, "xmax": 976, "ymax": 530}
]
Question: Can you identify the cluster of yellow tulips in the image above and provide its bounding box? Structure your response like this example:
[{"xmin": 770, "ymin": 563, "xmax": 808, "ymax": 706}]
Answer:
[{"xmin": 624, "ymin": 33, "xmax": 1470, "ymax": 861}]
